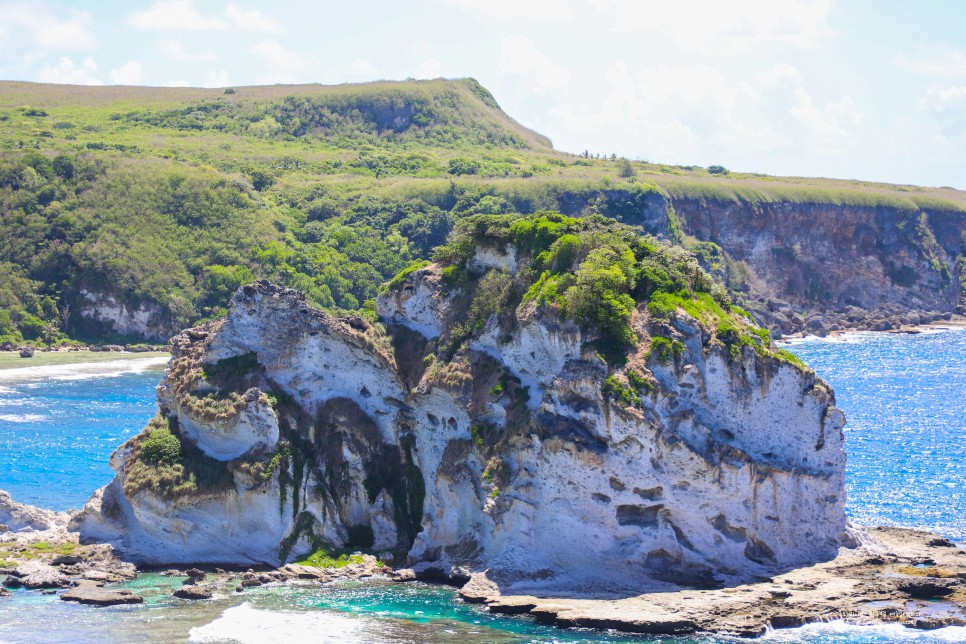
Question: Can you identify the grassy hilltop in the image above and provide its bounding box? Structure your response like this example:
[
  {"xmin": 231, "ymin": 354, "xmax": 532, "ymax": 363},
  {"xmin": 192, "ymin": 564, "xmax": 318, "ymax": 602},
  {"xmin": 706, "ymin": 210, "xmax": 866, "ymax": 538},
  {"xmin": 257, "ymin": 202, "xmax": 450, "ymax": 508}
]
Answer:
[{"xmin": 1, "ymin": 78, "xmax": 964, "ymax": 345}]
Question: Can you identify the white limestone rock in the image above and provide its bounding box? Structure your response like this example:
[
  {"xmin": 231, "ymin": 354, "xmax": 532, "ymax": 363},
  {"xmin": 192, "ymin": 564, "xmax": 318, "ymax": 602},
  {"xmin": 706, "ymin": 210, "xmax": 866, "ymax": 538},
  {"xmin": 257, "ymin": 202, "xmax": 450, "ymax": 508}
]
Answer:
[
  {"xmin": 73, "ymin": 279, "xmax": 853, "ymax": 591},
  {"xmin": 77, "ymin": 290, "xmax": 172, "ymax": 341}
]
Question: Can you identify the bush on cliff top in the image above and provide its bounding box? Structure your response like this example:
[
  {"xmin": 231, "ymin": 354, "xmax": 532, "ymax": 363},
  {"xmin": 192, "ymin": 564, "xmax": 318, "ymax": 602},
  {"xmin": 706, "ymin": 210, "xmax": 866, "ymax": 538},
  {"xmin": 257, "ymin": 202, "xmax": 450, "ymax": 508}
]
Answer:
[
  {"xmin": 123, "ymin": 415, "xmax": 233, "ymax": 500},
  {"xmin": 406, "ymin": 213, "xmax": 798, "ymax": 368}
]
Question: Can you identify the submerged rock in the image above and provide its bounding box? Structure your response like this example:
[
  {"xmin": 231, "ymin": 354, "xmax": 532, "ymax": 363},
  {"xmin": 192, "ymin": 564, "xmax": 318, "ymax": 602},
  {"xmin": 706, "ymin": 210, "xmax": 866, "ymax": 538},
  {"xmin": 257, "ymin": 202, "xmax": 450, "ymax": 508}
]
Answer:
[
  {"xmin": 173, "ymin": 584, "xmax": 212, "ymax": 600},
  {"xmin": 61, "ymin": 581, "xmax": 143, "ymax": 606},
  {"xmin": 897, "ymin": 577, "xmax": 960, "ymax": 598}
]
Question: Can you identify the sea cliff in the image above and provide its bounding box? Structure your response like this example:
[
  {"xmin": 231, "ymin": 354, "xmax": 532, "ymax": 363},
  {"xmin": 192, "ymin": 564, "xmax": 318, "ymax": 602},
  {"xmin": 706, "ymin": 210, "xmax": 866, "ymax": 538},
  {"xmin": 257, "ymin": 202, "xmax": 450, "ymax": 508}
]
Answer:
[{"xmin": 73, "ymin": 214, "xmax": 853, "ymax": 594}]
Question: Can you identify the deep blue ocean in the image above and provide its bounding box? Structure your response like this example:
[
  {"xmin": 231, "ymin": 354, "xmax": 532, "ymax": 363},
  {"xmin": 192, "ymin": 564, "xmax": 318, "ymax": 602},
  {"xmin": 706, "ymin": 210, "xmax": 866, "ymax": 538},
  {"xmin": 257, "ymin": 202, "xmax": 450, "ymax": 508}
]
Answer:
[
  {"xmin": 0, "ymin": 358, "xmax": 166, "ymax": 511},
  {"xmin": 788, "ymin": 329, "xmax": 966, "ymax": 541},
  {"xmin": 0, "ymin": 331, "xmax": 963, "ymax": 643}
]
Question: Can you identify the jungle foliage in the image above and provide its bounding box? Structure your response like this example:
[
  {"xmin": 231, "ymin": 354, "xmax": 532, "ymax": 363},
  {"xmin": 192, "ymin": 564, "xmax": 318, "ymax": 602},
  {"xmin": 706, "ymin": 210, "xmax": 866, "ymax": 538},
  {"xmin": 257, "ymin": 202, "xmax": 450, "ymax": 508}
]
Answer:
[{"xmin": 1, "ymin": 78, "xmax": 962, "ymax": 344}]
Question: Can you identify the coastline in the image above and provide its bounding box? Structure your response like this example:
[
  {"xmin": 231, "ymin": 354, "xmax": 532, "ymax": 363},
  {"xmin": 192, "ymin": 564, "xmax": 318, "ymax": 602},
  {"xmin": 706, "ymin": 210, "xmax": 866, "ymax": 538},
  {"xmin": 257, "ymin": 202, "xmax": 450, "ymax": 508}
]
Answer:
[
  {"xmin": 0, "ymin": 352, "xmax": 169, "ymax": 388},
  {"xmin": 2, "ymin": 504, "xmax": 964, "ymax": 639},
  {"xmin": 777, "ymin": 315, "xmax": 966, "ymax": 345},
  {"xmin": 2, "ymin": 315, "xmax": 964, "ymax": 638},
  {"xmin": 454, "ymin": 527, "xmax": 966, "ymax": 637},
  {"xmin": 0, "ymin": 349, "xmax": 169, "ymax": 371}
]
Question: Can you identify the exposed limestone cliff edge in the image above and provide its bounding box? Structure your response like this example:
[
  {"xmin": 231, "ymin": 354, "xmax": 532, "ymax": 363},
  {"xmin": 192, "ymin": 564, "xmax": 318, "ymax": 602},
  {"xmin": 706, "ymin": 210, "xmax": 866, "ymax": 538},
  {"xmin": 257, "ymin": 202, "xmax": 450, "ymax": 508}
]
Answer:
[{"xmin": 73, "ymin": 214, "xmax": 859, "ymax": 596}]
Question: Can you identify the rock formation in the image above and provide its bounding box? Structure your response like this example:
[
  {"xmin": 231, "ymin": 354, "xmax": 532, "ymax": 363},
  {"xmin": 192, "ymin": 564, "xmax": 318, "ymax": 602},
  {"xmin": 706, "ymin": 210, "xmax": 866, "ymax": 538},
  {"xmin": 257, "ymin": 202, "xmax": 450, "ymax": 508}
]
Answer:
[
  {"xmin": 663, "ymin": 199, "xmax": 964, "ymax": 334},
  {"xmin": 73, "ymin": 214, "xmax": 855, "ymax": 592}
]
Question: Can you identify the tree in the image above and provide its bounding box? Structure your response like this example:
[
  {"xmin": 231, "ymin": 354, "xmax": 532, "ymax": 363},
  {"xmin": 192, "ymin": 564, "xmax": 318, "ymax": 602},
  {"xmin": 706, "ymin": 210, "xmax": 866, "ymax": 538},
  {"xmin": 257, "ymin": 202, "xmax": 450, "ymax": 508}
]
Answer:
[{"xmin": 616, "ymin": 158, "xmax": 635, "ymax": 178}]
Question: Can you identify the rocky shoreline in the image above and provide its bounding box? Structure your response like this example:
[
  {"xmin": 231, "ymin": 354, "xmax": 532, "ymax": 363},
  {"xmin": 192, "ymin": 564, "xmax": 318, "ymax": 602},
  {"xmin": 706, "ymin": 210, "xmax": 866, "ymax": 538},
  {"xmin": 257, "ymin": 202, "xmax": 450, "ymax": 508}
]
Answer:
[
  {"xmin": 0, "ymin": 344, "xmax": 168, "ymax": 358},
  {"xmin": 2, "ymin": 488, "xmax": 964, "ymax": 637},
  {"xmin": 755, "ymin": 304, "xmax": 964, "ymax": 339},
  {"xmin": 455, "ymin": 527, "xmax": 966, "ymax": 637}
]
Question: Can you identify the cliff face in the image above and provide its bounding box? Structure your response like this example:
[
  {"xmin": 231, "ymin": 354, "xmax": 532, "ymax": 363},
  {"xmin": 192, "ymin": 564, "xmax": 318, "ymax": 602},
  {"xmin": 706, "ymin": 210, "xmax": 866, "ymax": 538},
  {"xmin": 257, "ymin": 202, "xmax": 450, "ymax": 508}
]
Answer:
[
  {"xmin": 665, "ymin": 198, "xmax": 965, "ymax": 334},
  {"xmin": 74, "ymin": 222, "xmax": 853, "ymax": 591},
  {"xmin": 76, "ymin": 290, "xmax": 174, "ymax": 342}
]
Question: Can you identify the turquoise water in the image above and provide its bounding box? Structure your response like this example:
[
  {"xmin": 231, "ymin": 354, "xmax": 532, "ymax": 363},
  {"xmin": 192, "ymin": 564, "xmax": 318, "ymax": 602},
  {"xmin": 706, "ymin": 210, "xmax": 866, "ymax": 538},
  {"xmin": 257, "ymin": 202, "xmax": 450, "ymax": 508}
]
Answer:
[
  {"xmin": 0, "ymin": 331, "xmax": 964, "ymax": 642},
  {"xmin": 0, "ymin": 575, "xmax": 661, "ymax": 643}
]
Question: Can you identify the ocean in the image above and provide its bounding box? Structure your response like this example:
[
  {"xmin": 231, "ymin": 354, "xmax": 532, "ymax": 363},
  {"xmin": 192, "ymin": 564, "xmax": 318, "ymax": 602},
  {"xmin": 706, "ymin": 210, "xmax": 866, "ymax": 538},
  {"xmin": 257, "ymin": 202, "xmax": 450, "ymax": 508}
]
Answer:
[{"xmin": 0, "ymin": 330, "xmax": 963, "ymax": 643}]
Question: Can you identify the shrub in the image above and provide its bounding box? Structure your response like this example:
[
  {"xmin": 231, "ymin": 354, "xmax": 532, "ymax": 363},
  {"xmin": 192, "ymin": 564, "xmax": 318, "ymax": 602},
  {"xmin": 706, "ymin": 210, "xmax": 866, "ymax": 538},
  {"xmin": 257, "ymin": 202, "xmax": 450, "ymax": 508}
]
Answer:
[
  {"xmin": 448, "ymin": 158, "xmax": 481, "ymax": 175},
  {"xmin": 298, "ymin": 546, "xmax": 366, "ymax": 569},
  {"xmin": 122, "ymin": 416, "xmax": 233, "ymax": 500},
  {"xmin": 441, "ymin": 264, "xmax": 468, "ymax": 289},
  {"xmin": 616, "ymin": 158, "xmax": 635, "ymax": 178},
  {"xmin": 566, "ymin": 246, "xmax": 638, "ymax": 355},
  {"xmin": 139, "ymin": 424, "xmax": 182, "ymax": 465},
  {"xmin": 707, "ymin": 165, "xmax": 729, "ymax": 175},
  {"xmin": 650, "ymin": 336, "xmax": 684, "ymax": 362},
  {"xmin": 602, "ymin": 374, "xmax": 639, "ymax": 407},
  {"xmin": 626, "ymin": 367, "xmax": 653, "ymax": 392}
]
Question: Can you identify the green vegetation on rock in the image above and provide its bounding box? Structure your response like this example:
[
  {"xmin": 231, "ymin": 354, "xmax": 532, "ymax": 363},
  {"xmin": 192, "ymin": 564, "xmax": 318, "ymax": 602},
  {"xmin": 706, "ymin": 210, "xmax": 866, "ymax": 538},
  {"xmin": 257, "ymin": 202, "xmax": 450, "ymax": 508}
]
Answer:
[
  {"xmin": 1, "ymin": 78, "xmax": 961, "ymax": 345},
  {"xmin": 122, "ymin": 415, "xmax": 233, "ymax": 500},
  {"xmin": 298, "ymin": 547, "xmax": 366, "ymax": 569},
  {"xmin": 406, "ymin": 212, "xmax": 800, "ymax": 372}
]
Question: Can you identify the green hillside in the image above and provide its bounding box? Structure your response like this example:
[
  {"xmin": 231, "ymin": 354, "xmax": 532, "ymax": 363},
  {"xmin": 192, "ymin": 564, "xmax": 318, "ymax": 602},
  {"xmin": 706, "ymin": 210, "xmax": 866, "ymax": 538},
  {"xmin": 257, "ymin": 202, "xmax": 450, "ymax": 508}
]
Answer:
[{"xmin": 1, "ymin": 78, "xmax": 964, "ymax": 345}]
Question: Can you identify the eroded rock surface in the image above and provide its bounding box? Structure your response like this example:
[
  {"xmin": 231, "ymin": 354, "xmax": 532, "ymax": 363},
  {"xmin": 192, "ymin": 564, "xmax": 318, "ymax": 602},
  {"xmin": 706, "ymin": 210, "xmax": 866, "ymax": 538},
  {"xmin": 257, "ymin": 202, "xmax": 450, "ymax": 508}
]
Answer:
[
  {"xmin": 464, "ymin": 527, "xmax": 966, "ymax": 636},
  {"xmin": 0, "ymin": 490, "xmax": 69, "ymax": 534},
  {"xmin": 73, "ymin": 269, "xmax": 852, "ymax": 593}
]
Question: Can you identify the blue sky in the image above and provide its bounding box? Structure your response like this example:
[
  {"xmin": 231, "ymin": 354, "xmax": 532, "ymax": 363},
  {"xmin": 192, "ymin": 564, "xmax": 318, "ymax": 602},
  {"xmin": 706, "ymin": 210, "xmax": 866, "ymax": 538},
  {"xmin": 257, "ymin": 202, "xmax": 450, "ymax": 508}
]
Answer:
[{"xmin": 1, "ymin": 0, "xmax": 964, "ymax": 188}]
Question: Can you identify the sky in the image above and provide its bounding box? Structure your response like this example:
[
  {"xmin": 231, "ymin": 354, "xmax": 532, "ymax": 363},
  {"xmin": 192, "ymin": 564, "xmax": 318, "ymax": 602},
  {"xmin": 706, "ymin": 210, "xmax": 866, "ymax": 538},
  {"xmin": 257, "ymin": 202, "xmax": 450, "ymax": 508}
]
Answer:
[{"xmin": 1, "ymin": 0, "xmax": 965, "ymax": 189}]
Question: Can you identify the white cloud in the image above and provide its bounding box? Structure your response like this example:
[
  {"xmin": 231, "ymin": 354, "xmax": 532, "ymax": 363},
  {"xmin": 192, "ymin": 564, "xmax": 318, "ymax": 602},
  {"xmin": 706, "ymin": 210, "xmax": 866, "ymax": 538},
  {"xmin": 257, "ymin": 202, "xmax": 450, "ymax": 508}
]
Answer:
[
  {"xmin": 128, "ymin": 0, "xmax": 283, "ymax": 32},
  {"xmin": 0, "ymin": 2, "xmax": 97, "ymax": 52},
  {"xmin": 328, "ymin": 58, "xmax": 376, "ymax": 82},
  {"xmin": 249, "ymin": 40, "xmax": 376, "ymax": 84},
  {"xmin": 204, "ymin": 69, "xmax": 231, "ymax": 87},
  {"xmin": 446, "ymin": 0, "xmax": 575, "ymax": 21},
  {"xmin": 158, "ymin": 39, "xmax": 217, "ymax": 62},
  {"xmin": 917, "ymin": 86, "xmax": 966, "ymax": 145},
  {"xmin": 129, "ymin": 0, "xmax": 225, "ymax": 31},
  {"xmin": 38, "ymin": 56, "xmax": 101, "ymax": 85},
  {"xmin": 546, "ymin": 60, "xmax": 860, "ymax": 163},
  {"xmin": 222, "ymin": 4, "xmax": 283, "ymax": 33},
  {"xmin": 109, "ymin": 61, "xmax": 144, "ymax": 84},
  {"xmin": 896, "ymin": 45, "xmax": 966, "ymax": 77},
  {"xmin": 164, "ymin": 79, "xmax": 190, "ymax": 87},
  {"xmin": 416, "ymin": 59, "xmax": 443, "ymax": 79},
  {"xmin": 550, "ymin": 60, "xmax": 702, "ymax": 160},
  {"xmin": 790, "ymin": 87, "xmax": 863, "ymax": 154},
  {"xmin": 501, "ymin": 35, "xmax": 571, "ymax": 90},
  {"xmin": 920, "ymin": 85, "xmax": 966, "ymax": 111},
  {"xmin": 637, "ymin": 63, "xmax": 736, "ymax": 109},
  {"xmin": 410, "ymin": 40, "xmax": 436, "ymax": 59},
  {"xmin": 250, "ymin": 39, "xmax": 315, "ymax": 83},
  {"xmin": 757, "ymin": 63, "xmax": 803, "ymax": 87},
  {"xmin": 590, "ymin": 0, "xmax": 834, "ymax": 54}
]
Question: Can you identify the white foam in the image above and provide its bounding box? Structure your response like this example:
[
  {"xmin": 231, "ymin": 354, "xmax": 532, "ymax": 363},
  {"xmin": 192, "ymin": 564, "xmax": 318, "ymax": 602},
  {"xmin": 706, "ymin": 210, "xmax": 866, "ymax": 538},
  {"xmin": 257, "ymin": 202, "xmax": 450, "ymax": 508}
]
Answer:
[
  {"xmin": 781, "ymin": 327, "xmax": 965, "ymax": 347},
  {"xmin": 188, "ymin": 604, "xmax": 369, "ymax": 644},
  {"xmin": 762, "ymin": 620, "xmax": 966, "ymax": 642},
  {"xmin": 0, "ymin": 414, "xmax": 47, "ymax": 423},
  {"xmin": 0, "ymin": 357, "xmax": 168, "ymax": 385}
]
